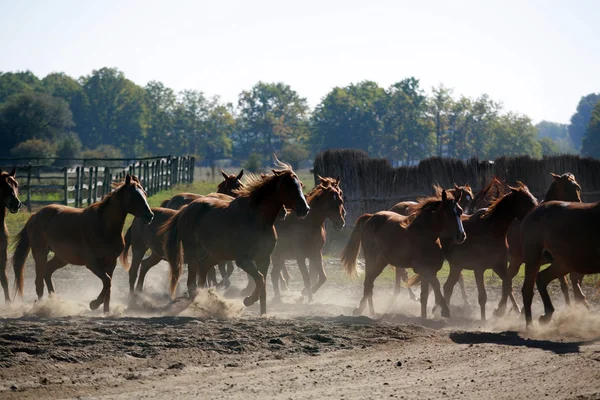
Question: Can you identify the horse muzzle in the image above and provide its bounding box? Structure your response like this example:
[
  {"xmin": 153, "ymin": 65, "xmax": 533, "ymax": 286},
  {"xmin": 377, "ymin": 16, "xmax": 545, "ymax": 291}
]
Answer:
[
  {"xmin": 333, "ymin": 220, "xmax": 345, "ymax": 231},
  {"xmin": 296, "ymin": 204, "xmax": 310, "ymax": 219},
  {"xmin": 7, "ymin": 200, "xmax": 22, "ymax": 214},
  {"xmin": 141, "ymin": 212, "xmax": 154, "ymax": 225},
  {"xmin": 455, "ymin": 232, "xmax": 467, "ymax": 244}
]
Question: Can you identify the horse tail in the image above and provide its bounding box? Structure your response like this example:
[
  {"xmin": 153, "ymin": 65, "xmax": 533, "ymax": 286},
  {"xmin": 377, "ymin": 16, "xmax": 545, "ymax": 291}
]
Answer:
[
  {"xmin": 405, "ymin": 274, "xmax": 422, "ymax": 288},
  {"xmin": 12, "ymin": 219, "xmax": 31, "ymax": 298},
  {"xmin": 341, "ymin": 213, "xmax": 372, "ymax": 277},
  {"xmin": 121, "ymin": 224, "xmax": 133, "ymax": 271},
  {"xmin": 158, "ymin": 212, "xmax": 183, "ymax": 297}
]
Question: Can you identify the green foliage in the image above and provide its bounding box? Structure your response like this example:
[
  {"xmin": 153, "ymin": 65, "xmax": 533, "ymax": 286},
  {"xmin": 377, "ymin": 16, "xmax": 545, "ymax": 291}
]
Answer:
[
  {"xmin": 10, "ymin": 138, "xmax": 57, "ymax": 159},
  {"xmin": 242, "ymin": 153, "xmax": 263, "ymax": 172},
  {"xmin": 538, "ymin": 137, "xmax": 560, "ymax": 156},
  {"xmin": 488, "ymin": 113, "xmax": 541, "ymax": 159},
  {"xmin": 81, "ymin": 144, "xmax": 124, "ymax": 159},
  {"xmin": 278, "ymin": 142, "xmax": 309, "ymax": 169},
  {"xmin": 582, "ymin": 102, "xmax": 600, "ymax": 158},
  {"xmin": 568, "ymin": 93, "xmax": 600, "ymax": 150},
  {"xmin": 56, "ymin": 132, "xmax": 83, "ymax": 159},
  {"xmin": 0, "ymin": 71, "xmax": 39, "ymax": 103},
  {"xmin": 0, "ymin": 92, "xmax": 74, "ymax": 156}
]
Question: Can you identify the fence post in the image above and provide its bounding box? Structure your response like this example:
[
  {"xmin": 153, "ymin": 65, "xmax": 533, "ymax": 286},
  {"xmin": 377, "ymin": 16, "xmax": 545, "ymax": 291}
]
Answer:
[
  {"xmin": 26, "ymin": 164, "xmax": 32, "ymax": 212},
  {"xmin": 63, "ymin": 167, "xmax": 68, "ymax": 206},
  {"xmin": 158, "ymin": 160, "xmax": 163, "ymax": 191},
  {"xmin": 189, "ymin": 157, "xmax": 195, "ymax": 183},
  {"xmin": 88, "ymin": 167, "xmax": 93, "ymax": 205},
  {"xmin": 93, "ymin": 167, "xmax": 99, "ymax": 202},
  {"xmin": 104, "ymin": 167, "xmax": 111, "ymax": 197},
  {"xmin": 75, "ymin": 166, "xmax": 80, "ymax": 208},
  {"xmin": 166, "ymin": 158, "xmax": 171, "ymax": 189}
]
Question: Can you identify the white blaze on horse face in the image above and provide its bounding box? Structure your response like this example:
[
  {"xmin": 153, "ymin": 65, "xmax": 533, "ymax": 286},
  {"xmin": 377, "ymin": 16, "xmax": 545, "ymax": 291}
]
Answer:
[
  {"xmin": 136, "ymin": 187, "xmax": 152, "ymax": 212},
  {"xmin": 454, "ymin": 204, "xmax": 465, "ymax": 237},
  {"xmin": 295, "ymin": 177, "xmax": 308, "ymax": 207}
]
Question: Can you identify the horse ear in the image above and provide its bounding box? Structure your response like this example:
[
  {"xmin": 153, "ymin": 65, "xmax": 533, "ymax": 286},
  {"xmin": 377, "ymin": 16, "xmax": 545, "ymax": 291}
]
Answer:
[
  {"xmin": 455, "ymin": 189, "xmax": 462, "ymax": 204},
  {"xmin": 221, "ymin": 170, "xmax": 229, "ymax": 180},
  {"xmin": 441, "ymin": 189, "xmax": 448, "ymax": 202},
  {"xmin": 551, "ymin": 173, "xmax": 560, "ymax": 181},
  {"xmin": 335, "ymin": 176, "xmax": 340, "ymax": 186},
  {"xmin": 509, "ymin": 185, "xmax": 518, "ymax": 193},
  {"xmin": 454, "ymin": 183, "xmax": 460, "ymax": 191},
  {"xmin": 125, "ymin": 173, "xmax": 131, "ymax": 185},
  {"xmin": 237, "ymin": 170, "xmax": 244, "ymax": 180},
  {"xmin": 465, "ymin": 183, "xmax": 470, "ymax": 188},
  {"xmin": 9, "ymin": 167, "xmax": 16, "ymax": 177},
  {"xmin": 272, "ymin": 169, "xmax": 282, "ymax": 176}
]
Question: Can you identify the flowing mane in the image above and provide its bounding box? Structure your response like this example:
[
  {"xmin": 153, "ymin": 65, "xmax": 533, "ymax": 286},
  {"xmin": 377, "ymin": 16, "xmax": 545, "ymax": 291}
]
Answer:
[
  {"xmin": 482, "ymin": 182, "xmax": 535, "ymax": 219},
  {"xmin": 90, "ymin": 176, "xmax": 144, "ymax": 213},
  {"xmin": 233, "ymin": 160, "xmax": 295, "ymax": 200},
  {"xmin": 401, "ymin": 193, "xmax": 450, "ymax": 227},
  {"xmin": 306, "ymin": 177, "xmax": 340, "ymax": 203}
]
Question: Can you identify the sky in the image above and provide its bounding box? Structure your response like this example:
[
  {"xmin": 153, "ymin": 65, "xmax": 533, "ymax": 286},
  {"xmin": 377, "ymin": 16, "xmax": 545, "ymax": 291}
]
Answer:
[{"xmin": 1, "ymin": 0, "xmax": 599, "ymax": 124}]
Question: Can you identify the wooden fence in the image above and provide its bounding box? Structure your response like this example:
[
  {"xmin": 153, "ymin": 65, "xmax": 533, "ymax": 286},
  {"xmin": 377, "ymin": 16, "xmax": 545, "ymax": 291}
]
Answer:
[{"xmin": 5, "ymin": 156, "xmax": 195, "ymax": 212}]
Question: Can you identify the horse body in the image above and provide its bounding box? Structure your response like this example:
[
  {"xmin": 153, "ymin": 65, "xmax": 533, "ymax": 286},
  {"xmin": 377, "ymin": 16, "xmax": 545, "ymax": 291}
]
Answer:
[
  {"xmin": 520, "ymin": 201, "xmax": 600, "ymax": 327},
  {"xmin": 161, "ymin": 165, "xmax": 310, "ymax": 315},
  {"xmin": 0, "ymin": 168, "xmax": 21, "ymax": 302},
  {"xmin": 342, "ymin": 190, "xmax": 465, "ymax": 319},
  {"xmin": 270, "ymin": 176, "xmax": 345, "ymax": 303},
  {"xmin": 441, "ymin": 185, "xmax": 538, "ymax": 320},
  {"xmin": 13, "ymin": 174, "xmax": 152, "ymax": 313}
]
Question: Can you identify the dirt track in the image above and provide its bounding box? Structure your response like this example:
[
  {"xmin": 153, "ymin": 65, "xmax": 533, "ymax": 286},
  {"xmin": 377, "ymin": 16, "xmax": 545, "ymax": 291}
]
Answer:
[{"xmin": 1, "ymin": 258, "xmax": 600, "ymax": 399}]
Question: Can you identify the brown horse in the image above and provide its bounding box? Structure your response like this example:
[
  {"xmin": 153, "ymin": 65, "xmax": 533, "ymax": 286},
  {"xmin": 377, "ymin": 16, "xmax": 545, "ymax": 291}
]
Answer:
[
  {"xmin": 342, "ymin": 190, "xmax": 466, "ymax": 319},
  {"xmin": 163, "ymin": 170, "xmax": 243, "ymax": 210},
  {"xmin": 0, "ymin": 168, "xmax": 21, "ymax": 302},
  {"xmin": 463, "ymin": 177, "xmax": 510, "ymax": 215},
  {"xmin": 441, "ymin": 184, "xmax": 538, "ymax": 320},
  {"xmin": 159, "ymin": 162, "xmax": 310, "ymax": 315},
  {"xmin": 507, "ymin": 173, "xmax": 583, "ymax": 309},
  {"xmin": 270, "ymin": 176, "xmax": 346, "ymax": 303},
  {"xmin": 13, "ymin": 174, "xmax": 153, "ymax": 313},
  {"xmin": 124, "ymin": 193, "xmax": 235, "ymax": 293},
  {"xmin": 390, "ymin": 184, "xmax": 474, "ymax": 303},
  {"xmin": 520, "ymin": 199, "xmax": 600, "ymax": 327}
]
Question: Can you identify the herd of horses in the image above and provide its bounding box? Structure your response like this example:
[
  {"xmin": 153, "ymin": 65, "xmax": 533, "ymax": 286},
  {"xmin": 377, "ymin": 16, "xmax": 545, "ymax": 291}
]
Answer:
[{"xmin": 0, "ymin": 161, "xmax": 598, "ymax": 328}]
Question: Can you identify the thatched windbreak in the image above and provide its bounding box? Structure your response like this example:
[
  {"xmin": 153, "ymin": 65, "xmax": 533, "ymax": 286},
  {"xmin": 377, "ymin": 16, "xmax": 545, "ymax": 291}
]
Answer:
[{"xmin": 314, "ymin": 149, "xmax": 600, "ymax": 225}]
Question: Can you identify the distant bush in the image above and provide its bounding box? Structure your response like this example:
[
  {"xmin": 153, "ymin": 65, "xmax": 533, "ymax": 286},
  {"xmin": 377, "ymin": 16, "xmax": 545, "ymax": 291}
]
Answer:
[
  {"xmin": 82, "ymin": 145, "xmax": 125, "ymax": 167},
  {"xmin": 54, "ymin": 133, "xmax": 83, "ymax": 165},
  {"xmin": 278, "ymin": 142, "xmax": 309, "ymax": 170},
  {"xmin": 10, "ymin": 138, "xmax": 57, "ymax": 159},
  {"xmin": 242, "ymin": 153, "xmax": 262, "ymax": 172}
]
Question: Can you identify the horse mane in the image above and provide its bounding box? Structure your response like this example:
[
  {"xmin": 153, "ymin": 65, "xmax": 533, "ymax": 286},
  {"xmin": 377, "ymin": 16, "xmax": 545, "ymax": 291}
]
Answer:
[
  {"xmin": 401, "ymin": 193, "xmax": 451, "ymax": 227},
  {"xmin": 90, "ymin": 176, "xmax": 143, "ymax": 213},
  {"xmin": 233, "ymin": 159, "xmax": 294, "ymax": 200},
  {"xmin": 482, "ymin": 182, "xmax": 534, "ymax": 219},
  {"xmin": 306, "ymin": 177, "xmax": 339, "ymax": 203}
]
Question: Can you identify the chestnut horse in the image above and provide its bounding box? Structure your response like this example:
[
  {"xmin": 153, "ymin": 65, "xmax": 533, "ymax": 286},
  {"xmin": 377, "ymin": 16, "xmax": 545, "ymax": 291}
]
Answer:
[
  {"xmin": 441, "ymin": 184, "xmax": 538, "ymax": 320},
  {"xmin": 13, "ymin": 174, "xmax": 153, "ymax": 313},
  {"xmin": 163, "ymin": 169, "xmax": 243, "ymax": 210},
  {"xmin": 520, "ymin": 199, "xmax": 600, "ymax": 327},
  {"xmin": 160, "ymin": 162, "xmax": 310, "ymax": 315},
  {"xmin": 270, "ymin": 176, "xmax": 346, "ymax": 303},
  {"xmin": 507, "ymin": 173, "xmax": 583, "ymax": 308},
  {"xmin": 0, "ymin": 168, "xmax": 21, "ymax": 302},
  {"xmin": 124, "ymin": 193, "xmax": 234, "ymax": 293},
  {"xmin": 389, "ymin": 184, "xmax": 474, "ymax": 303},
  {"xmin": 342, "ymin": 190, "xmax": 466, "ymax": 319}
]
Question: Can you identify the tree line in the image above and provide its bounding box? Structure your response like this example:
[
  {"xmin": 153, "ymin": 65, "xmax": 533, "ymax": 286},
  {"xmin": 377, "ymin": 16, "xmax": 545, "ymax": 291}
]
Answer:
[{"xmin": 0, "ymin": 67, "xmax": 597, "ymax": 169}]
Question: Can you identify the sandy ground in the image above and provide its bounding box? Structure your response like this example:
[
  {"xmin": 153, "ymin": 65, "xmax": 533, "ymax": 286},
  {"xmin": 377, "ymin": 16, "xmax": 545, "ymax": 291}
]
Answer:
[{"xmin": 0, "ymin": 258, "xmax": 600, "ymax": 399}]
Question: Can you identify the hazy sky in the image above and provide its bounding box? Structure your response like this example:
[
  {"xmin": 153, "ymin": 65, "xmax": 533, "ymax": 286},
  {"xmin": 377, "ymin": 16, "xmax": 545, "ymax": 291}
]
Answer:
[{"xmin": 1, "ymin": 0, "xmax": 598, "ymax": 123}]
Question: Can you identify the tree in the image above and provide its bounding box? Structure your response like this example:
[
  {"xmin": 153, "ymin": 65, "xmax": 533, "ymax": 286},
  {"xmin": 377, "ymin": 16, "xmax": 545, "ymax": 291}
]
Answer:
[
  {"xmin": 581, "ymin": 101, "xmax": 600, "ymax": 158},
  {"xmin": 0, "ymin": 92, "xmax": 74, "ymax": 156},
  {"xmin": 278, "ymin": 142, "xmax": 309, "ymax": 169},
  {"xmin": 536, "ymin": 120, "xmax": 576, "ymax": 154},
  {"xmin": 568, "ymin": 93, "xmax": 600, "ymax": 150},
  {"xmin": 144, "ymin": 80, "xmax": 177, "ymax": 155},
  {"xmin": 488, "ymin": 113, "xmax": 541, "ymax": 159},
  {"xmin": 237, "ymin": 82, "xmax": 309, "ymax": 160},
  {"xmin": 0, "ymin": 71, "xmax": 40, "ymax": 103},
  {"xmin": 39, "ymin": 72, "xmax": 88, "ymax": 133},
  {"xmin": 538, "ymin": 137, "xmax": 560, "ymax": 156},
  {"xmin": 429, "ymin": 84, "xmax": 453, "ymax": 157},
  {"xmin": 10, "ymin": 138, "xmax": 57, "ymax": 159}
]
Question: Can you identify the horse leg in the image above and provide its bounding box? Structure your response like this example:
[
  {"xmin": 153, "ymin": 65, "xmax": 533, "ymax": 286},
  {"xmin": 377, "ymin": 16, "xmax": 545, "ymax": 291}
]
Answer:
[
  {"xmin": 217, "ymin": 262, "xmax": 230, "ymax": 289},
  {"xmin": 86, "ymin": 262, "xmax": 113, "ymax": 312},
  {"xmin": 236, "ymin": 259, "xmax": 264, "ymax": 309},
  {"xmin": 507, "ymin": 256, "xmax": 522, "ymax": 313},
  {"xmin": 255, "ymin": 256, "xmax": 272, "ymax": 315},
  {"xmin": 186, "ymin": 260, "xmax": 198, "ymax": 298},
  {"xmin": 241, "ymin": 272, "xmax": 256, "ymax": 297},
  {"xmin": 31, "ymin": 248, "xmax": 49, "ymax": 299},
  {"xmin": 309, "ymin": 252, "xmax": 327, "ymax": 295},
  {"xmin": 492, "ymin": 260, "xmax": 511, "ymax": 317},
  {"xmin": 536, "ymin": 263, "xmax": 570, "ymax": 325},
  {"xmin": 136, "ymin": 252, "xmax": 162, "ymax": 292},
  {"xmin": 271, "ymin": 256, "xmax": 285, "ymax": 303},
  {"xmin": 442, "ymin": 265, "xmax": 462, "ymax": 307},
  {"xmin": 428, "ymin": 274, "xmax": 450, "ymax": 318},
  {"xmin": 570, "ymin": 272, "xmax": 589, "ymax": 309},
  {"xmin": 457, "ymin": 272, "xmax": 470, "ymax": 307},
  {"xmin": 205, "ymin": 266, "xmax": 217, "ymax": 287},
  {"xmin": 473, "ymin": 269, "xmax": 487, "ymax": 320},
  {"xmin": 44, "ymin": 256, "xmax": 68, "ymax": 295},
  {"xmin": 280, "ymin": 264, "xmax": 290, "ymax": 291},
  {"xmin": 309, "ymin": 262, "xmax": 319, "ymax": 286},
  {"xmin": 0, "ymin": 247, "xmax": 10, "ymax": 302},
  {"xmin": 420, "ymin": 279, "xmax": 430, "ymax": 320},
  {"xmin": 102, "ymin": 262, "xmax": 118, "ymax": 313},
  {"xmin": 398, "ymin": 268, "xmax": 417, "ymax": 301},
  {"xmin": 297, "ymin": 258, "xmax": 313, "ymax": 303},
  {"xmin": 365, "ymin": 259, "xmax": 387, "ymax": 316},
  {"xmin": 128, "ymin": 246, "xmax": 146, "ymax": 294},
  {"xmin": 557, "ymin": 273, "xmax": 571, "ymax": 306},
  {"xmin": 522, "ymin": 259, "xmax": 541, "ymax": 329}
]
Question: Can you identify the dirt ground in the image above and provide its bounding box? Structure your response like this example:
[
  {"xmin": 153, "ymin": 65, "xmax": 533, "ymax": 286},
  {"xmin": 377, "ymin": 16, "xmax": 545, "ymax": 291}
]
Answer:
[{"xmin": 1, "ymin": 258, "xmax": 600, "ymax": 400}]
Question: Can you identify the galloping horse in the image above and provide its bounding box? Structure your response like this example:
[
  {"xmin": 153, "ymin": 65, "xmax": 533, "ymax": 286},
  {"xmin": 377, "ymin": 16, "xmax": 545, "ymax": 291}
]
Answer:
[
  {"xmin": 13, "ymin": 174, "xmax": 153, "ymax": 313},
  {"xmin": 270, "ymin": 176, "xmax": 345, "ymax": 303},
  {"xmin": 163, "ymin": 169, "xmax": 243, "ymax": 210},
  {"xmin": 0, "ymin": 168, "xmax": 21, "ymax": 302},
  {"xmin": 160, "ymin": 162, "xmax": 310, "ymax": 315},
  {"xmin": 389, "ymin": 184, "xmax": 474, "ymax": 304},
  {"xmin": 520, "ymin": 199, "xmax": 600, "ymax": 327},
  {"xmin": 507, "ymin": 173, "xmax": 584, "ymax": 308},
  {"xmin": 342, "ymin": 190, "xmax": 466, "ymax": 319},
  {"xmin": 441, "ymin": 184, "xmax": 538, "ymax": 320}
]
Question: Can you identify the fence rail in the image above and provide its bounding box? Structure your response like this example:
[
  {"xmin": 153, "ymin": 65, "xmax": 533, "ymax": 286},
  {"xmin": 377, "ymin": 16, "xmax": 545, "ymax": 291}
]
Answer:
[{"xmin": 5, "ymin": 156, "xmax": 195, "ymax": 212}]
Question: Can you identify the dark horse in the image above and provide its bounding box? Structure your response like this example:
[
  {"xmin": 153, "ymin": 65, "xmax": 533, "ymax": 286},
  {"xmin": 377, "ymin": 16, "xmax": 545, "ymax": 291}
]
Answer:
[
  {"xmin": 441, "ymin": 184, "xmax": 538, "ymax": 320},
  {"xmin": 13, "ymin": 174, "xmax": 153, "ymax": 313},
  {"xmin": 520, "ymin": 199, "xmax": 600, "ymax": 327},
  {"xmin": 342, "ymin": 190, "xmax": 466, "ymax": 319},
  {"xmin": 389, "ymin": 184, "xmax": 474, "ymax": 304},
  {"xmin": 507, "ymin": 173, "xmax": 583, "ymax": 308},
  {"xmin": 160, "ymin": 162, "xmax": 310, "ymax": 315},
  {"xmin": 0, "ymin": 168, "xmax": 22, "ymax": 302},
  {"xmin": 270, "ymin": 176, "xmax": 346, "ymax": 303}
]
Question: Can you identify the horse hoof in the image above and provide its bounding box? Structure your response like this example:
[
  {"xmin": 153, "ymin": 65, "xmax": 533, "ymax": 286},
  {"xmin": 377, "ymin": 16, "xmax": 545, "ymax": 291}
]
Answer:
[
  {"xmin": 243, "ymin": 296, "xmax": 255, "ymax": 307},
  {"xmin": 301, "ymin": 287, "xmax": 309, "ymax": 296},
  {"xmin": 432, "ymin": 305, "xmax": 441, "ymax": 316},
  {"xmin": 353, "ymin": 308, "xmax": 362, "ymax": 317},
  {"xmin": 539, "ymin": 314, "xmax": 553, "ymax": 325},
  {"xmin": 241, "ymin": 288, "xmax": 253, "ymax": 297},
  {"xmin": 492, "ymin": 308, "xmax": 506, "ymax": 318},
  {"xmin": 89, "ymin": 300, "xmax": 102, "ymax": 310},
  {"xmin": 441, "ymin": 308, "xmax": 451, "ymax": 318}
]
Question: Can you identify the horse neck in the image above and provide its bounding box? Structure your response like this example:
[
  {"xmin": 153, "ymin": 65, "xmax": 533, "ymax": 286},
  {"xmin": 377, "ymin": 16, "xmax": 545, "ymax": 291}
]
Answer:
[
  {"xmin": 485, "ymin": 198, "xmax": 523, "ymax": 232},
  {"xmin": 0, "ymin": 206, "xmax": 5, "ymax": 230},
  {"xmin": 407, "ymin": 208, "xmax": 443, "ymax": 242},
  {"xmin": 303, "ymin": 195, "xmax": 329, "ymax": 228},
  {"xmin": 247, "ymin": 181, "xmax": 286, "ymax": 226},
  {"xmin": 95, "ymin": 195, "xmax": 128, "ymax": 236},
  {"xmin": 543, "ymin": 185, "xmax": 560, "ymax": 202}
]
